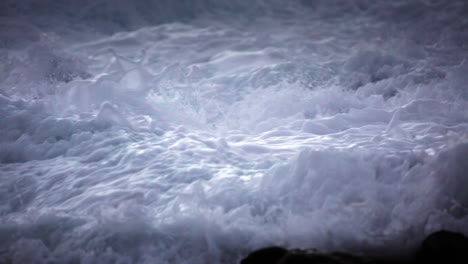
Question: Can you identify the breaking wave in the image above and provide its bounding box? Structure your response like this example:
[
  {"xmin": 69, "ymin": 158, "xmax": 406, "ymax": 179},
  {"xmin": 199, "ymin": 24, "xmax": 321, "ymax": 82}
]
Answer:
[{"xmin": 1, "ymin": 0, "xmax": 467, "ymax": 263}]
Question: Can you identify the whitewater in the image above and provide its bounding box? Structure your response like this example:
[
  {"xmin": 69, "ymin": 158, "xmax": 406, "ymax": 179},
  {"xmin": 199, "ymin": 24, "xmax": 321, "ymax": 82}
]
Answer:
[{"xmin": 0, "ymin": 0, "xmax": 467, "ymax": 263}]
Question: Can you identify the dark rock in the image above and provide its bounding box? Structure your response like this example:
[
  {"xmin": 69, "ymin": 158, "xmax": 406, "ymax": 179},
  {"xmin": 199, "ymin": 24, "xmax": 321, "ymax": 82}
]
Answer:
[
  {"xmin": 416, "ymin": 230, "xmax": 468, "ymax": 264},
  {"xmin": 328, "ymin": 252, "xmax": 369, "ymax": 264},
  {"xmin": 240, "ymin": 230, "xmax": 468, "ymax": 264},
  {"xmin": 240, "ymin": 246, "xmax": 288, "ymax": 264},
  {"xmin": 279, "ymin": 251, "xmax": 347, "ymax": 264},
  {"xmin": 279, "ymin": 250, "xmax": 373, "ymax": 264},
  {"xmin": 240, "ymin": 247, "xmax": 368, "ymax": 264}
]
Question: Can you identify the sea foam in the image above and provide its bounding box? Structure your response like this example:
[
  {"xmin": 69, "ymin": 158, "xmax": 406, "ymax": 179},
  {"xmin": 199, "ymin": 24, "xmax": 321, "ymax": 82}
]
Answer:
[{"xmin": 1, "ymin": 0, "xmax": 467, "ymax": 263}]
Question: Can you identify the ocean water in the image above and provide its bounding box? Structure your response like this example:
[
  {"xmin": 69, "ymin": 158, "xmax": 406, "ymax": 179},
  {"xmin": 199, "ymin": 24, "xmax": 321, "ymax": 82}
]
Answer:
[{"xmin": 0, "ymin": 0, "xmax": 467, "ymax": 263}]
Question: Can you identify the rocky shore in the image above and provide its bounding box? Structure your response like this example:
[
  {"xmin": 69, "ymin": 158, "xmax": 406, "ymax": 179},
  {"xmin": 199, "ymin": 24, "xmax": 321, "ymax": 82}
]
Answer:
[{"xmin": 240, "ymin": 230, "xmax": 468, "ymax": 264}]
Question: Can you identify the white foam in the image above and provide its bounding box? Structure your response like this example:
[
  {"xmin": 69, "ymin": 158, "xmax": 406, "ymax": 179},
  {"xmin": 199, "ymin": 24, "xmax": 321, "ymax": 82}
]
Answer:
[{"xmin": 1, "ymin": 1, "xmax": 468, "ymax": 263}]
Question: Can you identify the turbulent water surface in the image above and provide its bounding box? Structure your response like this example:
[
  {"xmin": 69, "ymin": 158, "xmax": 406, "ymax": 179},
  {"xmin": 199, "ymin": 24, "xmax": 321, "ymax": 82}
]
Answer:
[{"xmin": 1, "ymin": 0, "xmax": 467, "ymax": 263}]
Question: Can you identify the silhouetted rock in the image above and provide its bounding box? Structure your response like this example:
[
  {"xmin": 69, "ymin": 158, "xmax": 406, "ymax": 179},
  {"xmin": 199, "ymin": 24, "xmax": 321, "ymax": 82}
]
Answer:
[
  {"xmin": 240, "ymin": 230, "xmax": 468, "ymax": 264},
  {"xmin": 416, "ymin": 230, "xmax": 468, "ymax": 264},
  {"xmin": 240, "ymin": 246, "xmax": 288, "ymax": 264},
  {"xmin": 279, "ymin": 250, "xmax": 363, "ymax": 264},
  {"xmin": 240, "ymin": 247, "xmax": 369, "ymax": 264}
]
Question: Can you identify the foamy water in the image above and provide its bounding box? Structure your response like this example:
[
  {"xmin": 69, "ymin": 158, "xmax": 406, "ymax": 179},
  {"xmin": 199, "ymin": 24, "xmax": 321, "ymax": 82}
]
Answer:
[{"xmin": 1, "ymin": 0, "xmax": 467, "ymax": 263}]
